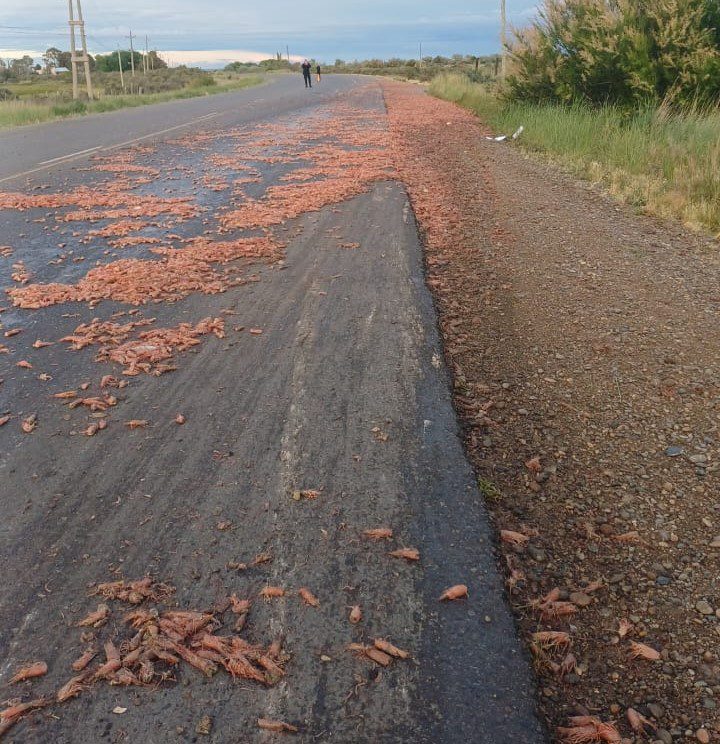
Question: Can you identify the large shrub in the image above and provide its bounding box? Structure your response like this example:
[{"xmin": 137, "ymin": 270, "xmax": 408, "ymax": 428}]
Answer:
[{"xmin": 507, "ymin": 0, "xmax": 720, "ymax": 106}]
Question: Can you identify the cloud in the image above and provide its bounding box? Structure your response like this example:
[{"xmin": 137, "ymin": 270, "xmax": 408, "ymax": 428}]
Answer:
[{"xmin": 0, "ymin": 0, "xmax": 539, "ymax": 62}]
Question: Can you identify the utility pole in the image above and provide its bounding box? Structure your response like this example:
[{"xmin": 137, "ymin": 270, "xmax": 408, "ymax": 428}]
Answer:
[
  {"xmin": 286, "ymin": 45, "xmax": 290, "ymax": 63},
  {"xmin": 117, "ymin": 46, "xmax": 124, "ymax": 90},
  {"xmin": 127, "ymin": 30, "xmax": 136, "ymax": 77},
  {"xmin": 67, "ymin": 0, "xmax": 93, "ymax": 99},
  {"xmin": 144, "ymin": 35, "xmax": 149, "ymax": 74},
  {"xmin": 500, "ymin": 0, "xmax": 507, "ymax": 79},
  {"xmin": 419, "ymin": 41, "xmax": 423, "ymax": 68}
]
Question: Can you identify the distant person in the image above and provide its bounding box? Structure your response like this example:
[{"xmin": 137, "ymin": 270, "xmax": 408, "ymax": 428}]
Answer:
[
  {"xmin": 302, "ymin": 59, "xmax": 312, "ymax": 88},
  {"xmin": 316, "ymin": 64, "xmax": 321, "ymax": 83}
]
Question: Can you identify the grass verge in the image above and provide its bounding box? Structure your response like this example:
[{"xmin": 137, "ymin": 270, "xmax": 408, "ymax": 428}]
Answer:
[
  {"xmin": 429, "ymin": 72, "xmax": 720, "ymax": 236},
  {"xmin": 0, "ymin": 75, "xmax": 264, "ymax": 130}
]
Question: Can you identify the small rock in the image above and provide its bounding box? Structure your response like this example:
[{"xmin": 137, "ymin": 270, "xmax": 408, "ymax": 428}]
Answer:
[
  {"xmin": 656, "ymin": 729, "xmax": 673, "ymax": 744},
  {"xmin": 696, "ymin": 600, "xmax": 714, "ymax": 616},
  {"xmin": 690, "ymin": 454, "xmax": 708, "ymax": 464},
  {"xmin": 665, "ymin": 446, "xmax": 684, "ymax": 457},
  {"xmin": 647, "ymin": 702, "xmax": 665, "ymax": 719},
  {"xmin": 696, "ymin": 729, "xmax": 710, "ymax": 744},
  {"xmin": 709, "ymin": 536, "xmax": 720, "ymax": 548},
  {"xmin": 527, "ymin": 545, "xmax": 546, "ymax": 562},
  {"xmin": 570, "ymin": 592, "xmax": 592, "ymax": 607}
]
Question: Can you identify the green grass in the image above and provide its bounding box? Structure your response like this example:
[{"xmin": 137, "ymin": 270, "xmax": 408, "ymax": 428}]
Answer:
[
  {"xmin": 0, "ymin": 75, "xmax": 264, "ymax": 130},
  {"xmin": 429, "ymin": 72, "xmax": 720, "ymax": 236}
]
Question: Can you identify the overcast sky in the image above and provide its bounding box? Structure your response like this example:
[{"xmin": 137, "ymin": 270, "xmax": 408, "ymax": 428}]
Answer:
[{"xmin": 1, "ymin": 0, "xmax": 538, "ymax": 66}]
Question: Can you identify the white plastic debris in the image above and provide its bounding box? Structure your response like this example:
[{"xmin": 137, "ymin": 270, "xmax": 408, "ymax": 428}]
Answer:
[{"xmin": 484, "ymin": 125, "xmax": 525, "ymax": 143}]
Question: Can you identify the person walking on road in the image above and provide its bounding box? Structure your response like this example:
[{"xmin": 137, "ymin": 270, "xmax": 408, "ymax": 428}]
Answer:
[
  {"xmin": 302, "ymin": 59, "xmax": 312, "ymax": 88},
  {"xmin": 316, "ymin": 64, "xmax": 321, "ymax": 83}
]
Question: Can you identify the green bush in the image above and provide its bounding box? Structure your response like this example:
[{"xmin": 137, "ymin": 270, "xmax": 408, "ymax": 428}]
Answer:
[
  {"xmin": 507, "ymin": 0, "xmax": 720, "ymax": 107},
  {"xmin": 51, "ymin": 100, "xmax": 87, "ymax": 116}
]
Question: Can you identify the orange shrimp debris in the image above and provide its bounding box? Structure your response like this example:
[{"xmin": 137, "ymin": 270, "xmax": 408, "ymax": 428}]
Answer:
[
  {"xmin": 298, "ymin": 588, "xmax": 319, "ymax": 607},
  {"xmin": 175, "ymin": 414, "xmax": 186, "ymax": 424},
  {"xmin": 557, "ymin": 716, "xmax": 621, "ymax": 743},
  {"xmin": 532, "ymin": 631, "xmax": 572, "ymax": 649},
  {"xmin": 500, "ymin": 529, "xmax": 530, "ymax": 546},
  {"xmin": 626, "ymin": 707, "xmax": 653, "ymax": 733},
  {"xmin": 388, "ymin": 547, "xmax": 420, "ymax": 561},
  {"xmin": 614, "ymin": 531, "xmax": 647, "ymax": 545},
  {"xmin": 125, "ymin": 419, "xmax": 148, "ymax": 429},
  {"xmin": 71, "ymin": 650, "xmax": 97, "ymax": 672},
  {"xmin": 257, "ymin": 718, "xmax": 298, "ymax": 733},
  {"xmin": 291, "ymin": 489, "xmax": 320, "ymax": 501},
  {"xmin": 439, "ymin": 584, "xmax": 468, "ymax": 601},
  {"xmin": 77, "ymin": 604, "xmax": 110, "ymax": 627},
  {"xmin": 349, "ymin": 605, "xmax": 362, "ymax": 624},
  {"xmin": 53, "ymin": 390, "xmax": 77, "ymax": 399},
  {"xmin": 10, "ymin": 662, "xmax": 48, "ymax": 684},
  {"xmin": 364, "ymin": 647, "xmax": 392, "ymax": 667},
  {"xmin": 0, "ymin": 698, "xmax": 49, "ymax": 733},
  {"xmin": 93, "ymin": 577, "xmax": 174, "ymax": 604},
  {"xmin": 363, "ymin": 527, "xmax": 393, "ymax": 540},
  {"xmin": 259, "ymin": 586, "xmax": 285, "ymax": 599},
  {"xmin": 629, "ymin": 641, "xmax": 661, "ymax": 661},
  {"xmin": 373, "ymin": 639, "xmax": 409, "ymax": 659}
]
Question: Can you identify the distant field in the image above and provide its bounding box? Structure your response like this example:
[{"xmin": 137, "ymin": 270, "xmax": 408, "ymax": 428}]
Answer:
[
  {"xmin": 430, "ymin": 72, "xmax": 720, "ymax": 236},
  {"xmin": 0, "ymin": 71, "xmax": 264, "ymax": 129}
]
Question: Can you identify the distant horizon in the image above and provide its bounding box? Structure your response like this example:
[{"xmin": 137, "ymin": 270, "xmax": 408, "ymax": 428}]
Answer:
[{"xmin": 0, "ymin": 46, "xmax": 507, "ymax": 70}]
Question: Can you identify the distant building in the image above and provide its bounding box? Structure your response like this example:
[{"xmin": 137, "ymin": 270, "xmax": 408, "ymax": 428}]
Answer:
[{"xmin": 37, "ymin": 66, "xmax": 70, "ymax": 76}]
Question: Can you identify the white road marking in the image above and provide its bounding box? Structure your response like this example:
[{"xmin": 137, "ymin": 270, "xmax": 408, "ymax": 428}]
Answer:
[
  {"xmin": 0, "ymin": 111, "xmax": 223, "ymax": 185},
  {"xmin": 38, "ymin": 145, "xmax": 102, "ymax": 165},
  {"xmin": 101, "ymin": 112, "xmax": 221, "ymax": 152}
]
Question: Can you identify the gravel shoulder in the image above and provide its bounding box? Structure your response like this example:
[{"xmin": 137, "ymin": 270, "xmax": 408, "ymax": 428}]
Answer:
[{"xmin": 383, "ymin": 80, "xmax": 720, "ymax": 742}]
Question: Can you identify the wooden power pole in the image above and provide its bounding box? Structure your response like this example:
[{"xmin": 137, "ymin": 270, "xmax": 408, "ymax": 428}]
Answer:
[
  {"xmin": 117, "ymin": 46, "xmax": 124, "ymax": 90},
  {"xmin": 67, "ymin": 0, "xmax": 93, "ymax": 99},
  {"xmin": 127, "ymin": 30, "xmax": 136, "ymax": 77}
]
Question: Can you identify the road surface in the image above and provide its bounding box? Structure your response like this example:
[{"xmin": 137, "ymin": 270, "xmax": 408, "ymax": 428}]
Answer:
[{"xmin": 0, "ymin": 75, "xmax": 545, "ymax": 742}]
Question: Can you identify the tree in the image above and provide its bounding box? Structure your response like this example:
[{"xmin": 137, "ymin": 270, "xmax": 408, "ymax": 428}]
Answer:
[
  {"xmin": 95, "ymin": 50, "xmax": 142, "ymax": 72},
  {"xmin": 10, "ymin": 56, "xmax": 34, "ymax": 79},
  {"xmin": 147, "ymin": 51, "xmax": 167, "ymax": 69},
  {"xmin": 57, "ymin": 51, "xmax": 72, "ymax": 69},
  {"xmin": 43, "ymin": 47, "xmax": 63, "ymax": 70}
]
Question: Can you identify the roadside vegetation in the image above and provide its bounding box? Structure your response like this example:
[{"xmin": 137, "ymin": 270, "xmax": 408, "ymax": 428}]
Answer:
[
  {"xmin": 0, "ymin": 51, "xmax": 262, "ymax": 129},
  {"xmin": 430, "ymin": 0, "xmax": 720, "ymax": 236},
  {"xmin": 225, "ymin": 54, "xmax": 503, "ymax": 83}
]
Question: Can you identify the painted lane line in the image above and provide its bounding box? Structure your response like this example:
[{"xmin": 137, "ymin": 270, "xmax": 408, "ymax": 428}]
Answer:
[
  {"xmin": 101, "ymin": 112, "xmax": 222, "ymax": 152},
  {"xmin": 0, "ymin": 112, "xmax": 223, "ymax": 185},
  {"xmin": 38, "ymin": 146, "xmax": 103, "ymax": 166}
]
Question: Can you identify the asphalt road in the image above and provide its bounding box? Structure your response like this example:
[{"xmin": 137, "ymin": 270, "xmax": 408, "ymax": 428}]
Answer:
[{"xmin": 0, "ymin": 75, "xmax": 546, "ymax": 742}]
